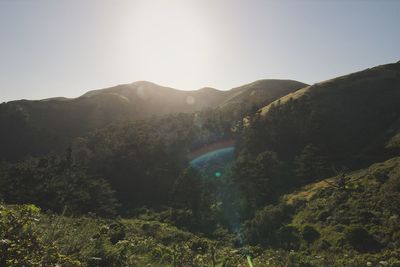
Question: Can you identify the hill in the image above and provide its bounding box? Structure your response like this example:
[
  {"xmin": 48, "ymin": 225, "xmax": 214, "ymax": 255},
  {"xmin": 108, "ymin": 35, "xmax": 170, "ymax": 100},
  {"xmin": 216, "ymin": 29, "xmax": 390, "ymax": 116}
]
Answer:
[
  {"xmin": 0, "ymin": 79, "xmax": 306, "ymax": 161},
  {"xmin": 3, "ymin": 157, "xmax": 400, "ymax": 266},
  {"xmin": 241, "ymin": 156, "xmax": 400, "ymax": 266},
  {"xmin": 221, "ymin": 79, "xmax": 308, "ymax": 109},
  {"xmin": 2, "ymin": 62, "xmax": 400, "ymax": 266},
  {"xmin": 79, "ymin": 81, "xmax": 230, "ymax": 116},
  {"xmin": 246, "ymin": 62, "xmax": 400, "ymax": 170}
]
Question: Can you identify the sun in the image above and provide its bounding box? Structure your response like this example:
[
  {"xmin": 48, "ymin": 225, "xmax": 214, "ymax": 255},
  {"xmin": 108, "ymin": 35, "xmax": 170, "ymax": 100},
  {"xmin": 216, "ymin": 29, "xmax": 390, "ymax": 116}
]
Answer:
[{"xmin": 115, "ymin": 0, "xmax": 216, "ymax": 88}]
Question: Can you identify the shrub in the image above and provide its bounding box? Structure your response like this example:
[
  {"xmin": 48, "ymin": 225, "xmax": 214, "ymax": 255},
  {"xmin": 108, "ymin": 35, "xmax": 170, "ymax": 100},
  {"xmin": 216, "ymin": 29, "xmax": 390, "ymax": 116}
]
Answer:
[
  {"xmin": 317, "ymin": 210, "xmax": 331, "ymax": 222},
  {"xmin": 277, "ymin": 225, "xmax": 300, "ymax": 249},
  {"xmin": 243, "ymin": 203, "xmax": 294, "ymax": 246},
  {"xmin": 302, "ymin": 225, "xmax": 320, "ymax": 244},
  {"xmin": 344, "ymin": 225, "xmax": 381, "ymax": 252},
  {"xmin": 0, "ymin": 204, "xmax": 80, "ymax": 266}
]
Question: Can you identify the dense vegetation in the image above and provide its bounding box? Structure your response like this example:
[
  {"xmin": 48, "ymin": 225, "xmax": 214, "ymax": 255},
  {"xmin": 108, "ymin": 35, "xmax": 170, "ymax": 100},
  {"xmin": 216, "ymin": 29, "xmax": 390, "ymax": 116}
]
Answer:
[
  {"xmin": 0, "ymin": 79, "xmax": 305, "ymax": 162},
  {"xmin": 3, "ymin": 157, "xmax": 400, "ymax": 266},
  {"xmin": 1, "ymin": 62, "xmax": 400, "ymax": 266}
]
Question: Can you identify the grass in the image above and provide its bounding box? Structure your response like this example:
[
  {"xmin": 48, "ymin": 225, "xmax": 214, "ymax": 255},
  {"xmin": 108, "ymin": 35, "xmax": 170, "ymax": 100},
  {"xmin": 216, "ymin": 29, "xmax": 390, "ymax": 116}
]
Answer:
[
  {"xmin": 3, "ymin": 157, "xmax": 400, "ymax": 266},
  {"xmin": 285, "ymin": 179, "xmax": 330, "ymax": 205}
]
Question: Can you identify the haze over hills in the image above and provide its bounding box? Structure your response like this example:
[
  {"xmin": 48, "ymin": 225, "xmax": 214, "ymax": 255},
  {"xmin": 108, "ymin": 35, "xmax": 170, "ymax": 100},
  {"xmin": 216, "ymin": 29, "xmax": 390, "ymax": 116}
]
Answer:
[
  {"xmin": 5, "ymin": 79, "xmax": 308, "ymax": 116},
  {"xmin": 0, "ymin": 79, "xmax": 307, "ymax": 161},
  {"xmin": 2, "ymin": 62, "xmax": 400, "ymax": 266},
  {"xmin": 78, "ymin": 81, "xmax": 229, "ymax": 115},
  {"xmin": 2, "ymin": 62, "xmax": 399, "ymax": 166},
  {"xmin": 2, "ymin": 0, "xmax": 400, "ymax": 264},
  {"xmin": 220, "ymin": 79, "xmax": 308, "ymax": 108}
]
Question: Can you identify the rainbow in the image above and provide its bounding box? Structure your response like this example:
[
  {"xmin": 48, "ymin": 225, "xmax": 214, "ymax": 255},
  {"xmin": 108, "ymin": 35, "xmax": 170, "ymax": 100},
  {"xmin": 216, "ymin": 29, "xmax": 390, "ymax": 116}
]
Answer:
[{"xmin": 189, "ymin": 139, "xmax": 236, "ymax": 168}]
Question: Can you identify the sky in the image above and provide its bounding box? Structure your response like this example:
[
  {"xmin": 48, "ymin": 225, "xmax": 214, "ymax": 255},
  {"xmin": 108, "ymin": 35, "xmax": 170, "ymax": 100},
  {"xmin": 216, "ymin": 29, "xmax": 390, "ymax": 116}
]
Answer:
[{"xmin": 0, "ymin": 0, "xmax": 399, "ymax": 102}]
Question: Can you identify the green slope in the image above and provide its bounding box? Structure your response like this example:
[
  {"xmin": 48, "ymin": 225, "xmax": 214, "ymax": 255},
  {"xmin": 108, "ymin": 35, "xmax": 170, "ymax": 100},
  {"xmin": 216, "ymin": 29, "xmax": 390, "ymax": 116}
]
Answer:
[
  {"xmin": 4, "ymin": 157, "xmax": 400, "ymax": 267},
  {"xmin": 240, "ymin": 156, "xmax": 400, "ymax": 266},
  {"xmin": 288, "ymin": 156, "xmax": 400, "ymax": 259},
  {"xmin": 250, "ymin": 62, "xmax": 400, "ymax": 168},
  {"xmin": 222, "ymin": 79, "xmax": 308, "ymax": 109}
]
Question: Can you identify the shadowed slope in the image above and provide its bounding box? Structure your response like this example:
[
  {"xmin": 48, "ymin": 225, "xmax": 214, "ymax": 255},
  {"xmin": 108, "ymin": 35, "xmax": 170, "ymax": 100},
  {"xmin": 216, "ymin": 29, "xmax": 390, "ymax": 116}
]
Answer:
[
  {"xmin": 250, "ymin": 62, "xmax": 400, "ymax": 168},
  {"xmin": 0, "ymin": 79, "xmax": 306, "ymax": 161}
]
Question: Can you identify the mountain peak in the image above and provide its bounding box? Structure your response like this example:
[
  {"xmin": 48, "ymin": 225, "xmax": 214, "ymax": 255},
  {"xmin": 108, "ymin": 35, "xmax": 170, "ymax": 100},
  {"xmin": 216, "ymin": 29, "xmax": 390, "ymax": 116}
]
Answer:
[
  {"xmin": 130, "ymin": 81, "xmax": 163, "ymax": 87},
  {"xmin": 196, "ymin": 87, "xmax": 221, "ymax": 92}
]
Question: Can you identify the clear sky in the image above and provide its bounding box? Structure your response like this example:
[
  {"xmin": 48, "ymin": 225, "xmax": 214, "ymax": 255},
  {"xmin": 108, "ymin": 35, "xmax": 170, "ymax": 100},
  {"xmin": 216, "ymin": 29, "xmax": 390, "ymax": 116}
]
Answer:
[{"xmin": 0, "ymin": 0, "xmax": 399, "ymax": 102}]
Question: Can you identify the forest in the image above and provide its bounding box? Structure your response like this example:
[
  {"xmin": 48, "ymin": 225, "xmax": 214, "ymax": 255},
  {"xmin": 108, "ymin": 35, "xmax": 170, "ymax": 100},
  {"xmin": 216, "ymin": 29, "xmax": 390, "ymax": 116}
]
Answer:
[{"xmin": 1, "ymin": 62, "xmax": 400, "ymax": 266}]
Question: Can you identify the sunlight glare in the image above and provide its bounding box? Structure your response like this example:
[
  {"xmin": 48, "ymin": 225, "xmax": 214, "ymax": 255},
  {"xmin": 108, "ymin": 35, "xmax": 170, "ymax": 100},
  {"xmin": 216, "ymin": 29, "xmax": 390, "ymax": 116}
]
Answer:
[{"xmin": 117, "ymin": 0, "xmax": 215, "ymax": 88}]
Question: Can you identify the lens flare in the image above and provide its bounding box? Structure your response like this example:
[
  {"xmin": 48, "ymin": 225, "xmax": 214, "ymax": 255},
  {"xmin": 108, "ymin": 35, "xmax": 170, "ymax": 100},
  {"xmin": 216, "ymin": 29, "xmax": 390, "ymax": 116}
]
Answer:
[
  {"xmin": 190, "ymin": 147, "xmax": 234, "ymax": 167},
  {"xmin": 247, "ymin": 255, "xmax": 254, "ymax": 267},
  {"xmin": 189, "ymin": 139, "xmax": 243, "ymax": 248},
  {"xmin": 189, "ymin": 139, "xmax": 235, "ymax": 169}
]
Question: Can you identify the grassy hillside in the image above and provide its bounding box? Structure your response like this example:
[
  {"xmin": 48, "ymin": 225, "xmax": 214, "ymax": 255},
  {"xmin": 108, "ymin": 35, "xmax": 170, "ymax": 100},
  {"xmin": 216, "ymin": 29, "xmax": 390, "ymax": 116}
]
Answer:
[
  {"xmin": 2, "ymin": 62, "xmax": 400, "ymax": 266},
  {"xmin": 221, "ymin": 79, "xmax": 308, "ymax": 109},
  {"xmin": 286, "ymin": 156, "xmax": 400, "ymax": 265},
  {"xmin": 248, "ymin": 62, "xmax": 400, "ymax": 169},
  {"xmin": 238, "ymin": 156, "xmax": 400, "ymax": 266},
  {"xmin": 3, "ymin": 157, "xmax": 400, "ymax": 266}
]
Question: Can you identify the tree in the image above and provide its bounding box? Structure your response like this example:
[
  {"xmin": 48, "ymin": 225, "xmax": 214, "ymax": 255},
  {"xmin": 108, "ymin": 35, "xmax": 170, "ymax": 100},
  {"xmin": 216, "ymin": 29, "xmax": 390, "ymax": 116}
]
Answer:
[
  {"xmin": 233, "ymin": 151, "xmax": 282, "ymax": 211},
  {"xmin": 0, "ymin": 152, "xmax": 118, "ymax": 217},
  {"xmin": 295, "ymin": 144, "xmax": 331, "ymax": 184},
  {"xmin": 170, "ymin": 167, "xmax": 218, "ymax": 234},
  {"xmin": 171, "ymin": 167, "xmax": 204, "ymax": 213}
]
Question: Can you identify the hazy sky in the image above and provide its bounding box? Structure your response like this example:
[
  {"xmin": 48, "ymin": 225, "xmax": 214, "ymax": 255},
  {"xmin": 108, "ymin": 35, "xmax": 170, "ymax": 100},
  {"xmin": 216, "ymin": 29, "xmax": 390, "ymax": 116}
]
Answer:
[{"xmin": 0, "ymin": 0, "xmax": 399, "ymax": 102}]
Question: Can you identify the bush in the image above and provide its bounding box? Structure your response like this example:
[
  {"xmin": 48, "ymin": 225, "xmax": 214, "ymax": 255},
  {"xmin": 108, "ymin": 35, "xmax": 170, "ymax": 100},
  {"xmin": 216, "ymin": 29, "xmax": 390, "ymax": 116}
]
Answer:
[
  {"xmin": 317, "ymin": 210, "xmax": 331, "ymax": 222},
  {"xmin": 277, "ymin": 225, "xmax": 300, "ymax": 249},
  {"xmin": 302, "ymin": 225, "xmax": 320, "ymax": 244},
  {"xmin": 244, "ymin": 203, "xmax": 294, "ymax": 246},
  {"xmin": 344, "ymin": 225, "xmax": 381, "ymax": 252},
  {"xmin": 0, "ymin": 204, "xmax": 80, "ymax": 266}
]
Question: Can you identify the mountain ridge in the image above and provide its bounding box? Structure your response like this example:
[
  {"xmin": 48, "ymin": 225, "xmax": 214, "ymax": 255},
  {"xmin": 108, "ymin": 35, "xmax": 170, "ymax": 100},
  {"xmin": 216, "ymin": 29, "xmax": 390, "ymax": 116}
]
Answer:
[
  {"xmin": 0, "ymin": 78, "xmax": 307, "ymax": 161},
  {"xmin": 244, "ymin": 61, "xmax": 400, "ymax": 171}
]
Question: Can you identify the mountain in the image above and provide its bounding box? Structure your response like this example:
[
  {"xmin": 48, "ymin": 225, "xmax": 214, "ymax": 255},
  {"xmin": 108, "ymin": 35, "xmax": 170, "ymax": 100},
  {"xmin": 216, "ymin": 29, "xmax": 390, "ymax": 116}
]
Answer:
[
  {"xmin": 0, "ymin": 79, "xmax": 307, "ymax": 161},
  {"xmin": 246, "ymin": 62, "xmax": 400, "ymax": 171},
  {"xmin": 2, "ymin": 63, "xmax": 400, "ymax": 266},
  {"xmin": 79, "ymin": 81, "xmax": 229, "ymax": 116},
  {"xmin": 242, "ymin": 155, "xmax": 400, "ymax": 261},
  {"xmin": 221, "ymin": 79, "xmax": 308, "ymax": 108}
]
